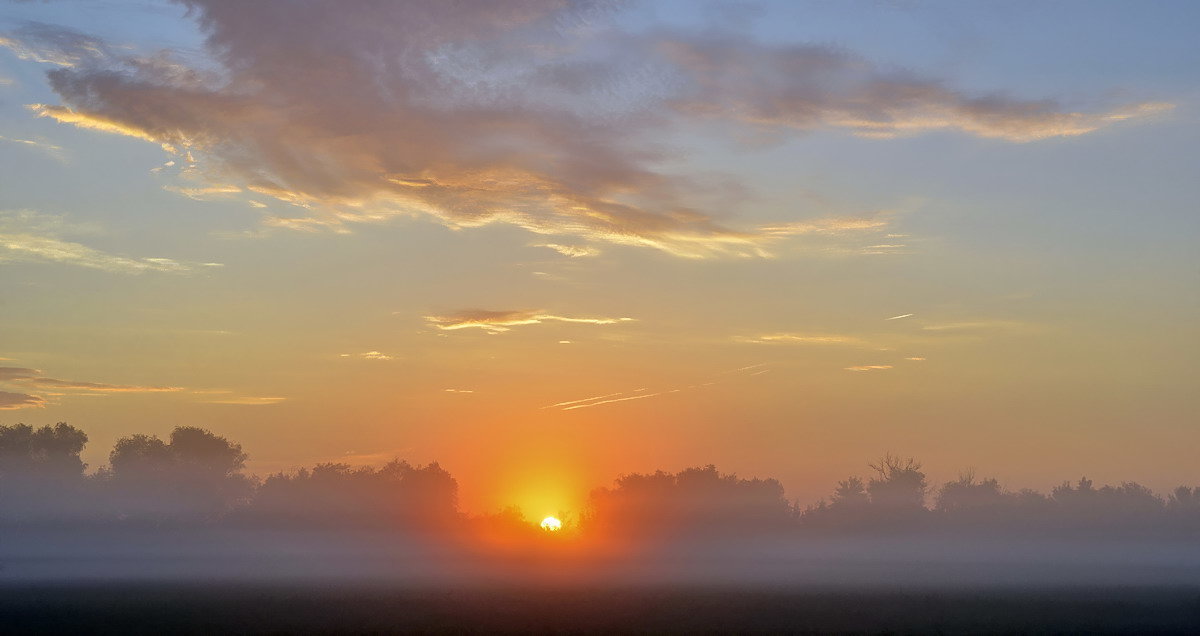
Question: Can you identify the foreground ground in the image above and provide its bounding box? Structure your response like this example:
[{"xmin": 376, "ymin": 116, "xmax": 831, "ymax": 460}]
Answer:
[{"xmin": 2, "ymin": 583, "xmax": 1199, "ymax": 634}]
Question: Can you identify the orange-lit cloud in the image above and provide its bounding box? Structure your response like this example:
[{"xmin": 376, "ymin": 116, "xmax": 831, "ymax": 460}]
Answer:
[
  {"xmin": 738, "ymin": 333, "xmax": 865, "ymax": 346},
  {"xmin": 340, "ymin": 351, "xmax": 395, "ymax": 361},
  {"xmin": 0, "ymin": 367, "xmax": 184, "ymax": 393},
  {"xmin": 163, "ymin": 184, "xmax": 243, "ymax": 201},
  {"xmin": 0, "ymin": 390, "xmax": 45, "ymax": 410},
  {"xmin": 660, "ymin": 38, "xmax": 1172, "ymax": 142},
  {"xmin": 533, "ymin": 243, "xmax": 601, "ymax": 258},
  {"xmin": 758, "ymin": 216, "xmax": 890, "ymax": 237},
  {"xmin": 6, "ymin": 6, "xmax": 1166, "ymax": 259},
  {"xmin": 426, "ymin": 310, "xmax": 635, "ymax": 334},
  {"xmin": 204, "ymin": 396, "xmax": 287, "ymax": 406},
  {"xmin": 845, "ymin": 365, "xmax": 893, "ymax": 372}
]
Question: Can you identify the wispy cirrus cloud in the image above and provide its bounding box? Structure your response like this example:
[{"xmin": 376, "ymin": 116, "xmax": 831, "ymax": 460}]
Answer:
[
  {"xmin": 0, "ymin": 209, "xmax": 223, "ymax": 274},
  {"xmin": 533, "ymin": 243, "xmax": 601, "ymax": 258},
  {"xmin": 0, "ymin": 23, "xmax": 110, "ymax": 68},
  {"xmin": 204, "ymin": 396, "xmax": 287, "ymax": 406},
  {"xmin": 0, "ymin": 133, "xmax": 64, "ymax": 160},
  {"xmin": 162, "ymin": 184, "xmax": 243, "ymax": 201},
  {"xmin": 845, "ymin": 365, "xmax": 893, "ymax": 372},
  {"xmin": 0, "ymin": 366, "xmax": 186, "ymax": 410},
  {"xmin": 0, "ymin": 366, "xmax": 184, "ymax": 393},
  {"xmin": 339, "ymin": 351, "xmax": 395, "ymax": 361},
  {"xmin": 3, "ymin": 3, "xmax": 1165, "ymax": 258},
  {"xmin": 661, "ymin": 37, "xmax": 1171, "ymax": 142},
  {"xmin": 921, "ymin": 320, "xmax": 1039, "ymax": 335},
  {"xmin": 736, "ymin": 333, "xmax": 865, "ymax": 346},
  {"xmin": 426, "ymin": 309, "xmax": 634, "ymax": 334},
  {"xmin": 758, "ymin": 216, "xmax": 890, "ymax": 237}
]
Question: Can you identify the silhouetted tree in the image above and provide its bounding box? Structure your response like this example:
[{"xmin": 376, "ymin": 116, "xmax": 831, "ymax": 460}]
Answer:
[
  {"xmin": 587, "ymin": 465, "xmax": 791, "ymax": 539},
  {"xmin": 1167, "ymin": 486, "xmax": 1200, "ymax": 534},
  {"xmin": 867, "ymin": 455, "xmax": 927, "ymax": 510},
  {"xmin": 102, "ymin": 426, "xmax": 252, "ymax": 522},
  {"xmin": 832, "ymin": 476, "xmax": 869, "ymax": 508},
  {"xmin": 0, "ymin": 422, "xmax": 89, "ymax": 521},
  {"xmin": 800, "ymin": 456, "xmax": 930, "ymax": 531},
  {"xmin": 0, "ymin": 422, "xmax": 88, "ymax": 479},
  {"xmin": 247, "ymin": 460, "xmax": 458, "ymax": 532},
  {"xmin": 1044, "ymin": 477, "xmax": 1166, "ymax": 534}
]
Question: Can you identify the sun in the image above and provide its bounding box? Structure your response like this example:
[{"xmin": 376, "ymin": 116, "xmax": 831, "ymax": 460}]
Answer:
[{"xmin": 540, "ymin": 516, "xmax": 563, "ymax": 532}]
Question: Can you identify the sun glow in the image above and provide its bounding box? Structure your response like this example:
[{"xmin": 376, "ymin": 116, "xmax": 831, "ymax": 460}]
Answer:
[{"xmin": 540, "ymin": 516, "xmax": 563, "ymax": 532}]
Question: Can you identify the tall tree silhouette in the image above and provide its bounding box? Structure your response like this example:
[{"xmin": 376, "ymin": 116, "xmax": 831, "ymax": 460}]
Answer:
[
  {"xmin": 866, "ymin": 455, "xmax": 927, "ymax": 510},
  {"xmin": 0, "ymin": 422, "xmax": 89, "ymax": 520},
  {"xmin": 104, "ymin": 426, "xmax": 252, "ymax": 522}
]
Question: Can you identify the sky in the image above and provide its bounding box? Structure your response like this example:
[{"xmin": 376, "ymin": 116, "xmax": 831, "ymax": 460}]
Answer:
[{"xmin": 1, "ymin": 0, "xmax": 1197, "ymax": 518}]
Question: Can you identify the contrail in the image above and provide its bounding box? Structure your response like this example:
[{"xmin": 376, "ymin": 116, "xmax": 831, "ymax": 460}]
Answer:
[
  {"xmin": 540, "ymin": 391, "xmax": 626, "ymax": 409},
  {"xmin": 562, "ymin": 391, "xmax": 664, "ymax": 411},
  {"xmin": 545, "ymin": 363, "xmax": 771, "ymax": 412},
  {"xmin": 885, "ymin": 313, "xmax": 914, "ymax": 320}
]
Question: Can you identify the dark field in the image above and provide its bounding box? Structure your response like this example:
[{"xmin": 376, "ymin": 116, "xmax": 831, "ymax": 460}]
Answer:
[{"xmin": 3, "ymin": 584, "xmax": 1200, "ymax": 634}]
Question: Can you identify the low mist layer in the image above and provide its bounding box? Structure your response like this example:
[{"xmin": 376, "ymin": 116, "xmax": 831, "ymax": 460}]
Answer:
[{"xmin": 2, "ymin": 422, "xmax": 1199, "ymax": 588}]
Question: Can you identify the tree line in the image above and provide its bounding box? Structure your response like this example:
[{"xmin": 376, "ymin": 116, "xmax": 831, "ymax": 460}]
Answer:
[{"xmin": 3, "ymin": 423, "xmax": 1198, "ymax": 538}]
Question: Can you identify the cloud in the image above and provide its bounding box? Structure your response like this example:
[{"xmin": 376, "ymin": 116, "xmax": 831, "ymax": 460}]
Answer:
[
  {"xmin": 443, "ymin": 388, "xmax": 474, "ymax": 394},
  {"xmin": 0, "ymin": 133, "xmax": 64, "ymax": 160},
  {"xmin": 8, "ymin": 5, "xmax": 1163, "ymax": 258},
  {"xmin": 758, "ymin": 216, "xmax": 890, "ymax": 237},
  {"xmin": 204, "ymin": 396, "xmax": 287, "ymax": 406},
  {"xmin": 561, "ymin": 389, "xmax": 665, "ymax": 411},
  {"xmin": 533, "ymin": 243, "xmax": 600, "ymax": 258},
  {"xmin": 542, "ymin": 391, "xmax": 627, "ymax": 410},
  {"xmin": 0, "ymin": 366, "xmax": 185, "ymax": 409},
  {"xmin": 425, "ymin": 309, "xmax": 634, "ymax": 334},
  {"xmin": 0, "ymin": 23, "xmax": 111, "ymax": 68},
  {"xmin": 163, "ymin": 184, "xmax": 243, "ymax": 200},
  {"xmin": 545, "ymin": 363, "xmax": 769, "ymax": 412},
  {"xmin": 920, "ymin": 320, "xmax": 1038, "ymax": 335},
  {"xmin": 0, "ymin": 209, "xmax": 222, "ymax": 273},
  {"xmin": 905, "ymin": 357, "xmax": 926, "ymax": 361},
  {"xmin": 340, "ymin": 351, "xmax": 394, "ymax": 361},
  {"xmin": 845, "ymin": 365, "xmax": 892, "ymax": 372},
  {"xmin": 885, "ymin": 313, "xmax": 914, "ymax": 321},
  {"xmin": 737, "ymin": 333, "xmax": 865, "ymax": 346},
  {"xmin": 0, "ymin": 366, "xmax": 183, "ymax": 392},
  {"xmin": 660, "ymin": 37, "xmax": 1172, "ymax": 142},
  {"xmin": 0, "ymin": 390, "xmax": 45, "ymax": 410}
]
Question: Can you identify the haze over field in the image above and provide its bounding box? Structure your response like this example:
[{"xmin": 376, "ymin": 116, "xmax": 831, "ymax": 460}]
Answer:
[{"xmin": 2, "ymin": 0, "xmax": 1197, "ymax": 529}]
